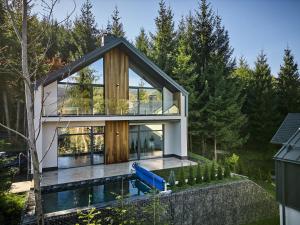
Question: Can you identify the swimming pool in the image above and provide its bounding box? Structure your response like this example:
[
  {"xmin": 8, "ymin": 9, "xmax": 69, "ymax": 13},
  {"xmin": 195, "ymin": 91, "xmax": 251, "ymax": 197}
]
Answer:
[{"xmin": 42, "ymin": 178, "xmax": 151, "ymax": 213}]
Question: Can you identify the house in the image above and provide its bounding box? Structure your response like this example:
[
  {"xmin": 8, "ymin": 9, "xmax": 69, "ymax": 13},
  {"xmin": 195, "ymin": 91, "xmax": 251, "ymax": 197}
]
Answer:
[
  {"xmin": 34, "ymin": 35, "xmax": 188, "ymax": 171},
  {"xmin": 271, "ymin": 113, "xmax": 300, "ymax": 225}
]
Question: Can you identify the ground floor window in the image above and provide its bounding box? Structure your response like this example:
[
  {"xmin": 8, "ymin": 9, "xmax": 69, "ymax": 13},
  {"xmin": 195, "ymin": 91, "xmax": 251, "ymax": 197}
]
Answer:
[
  {"xmin": 129, "ymin": 124, "xmax": 163, "ymax": 160},
  {"xmin": 57, "ymin": 126, "xmax": 104, "ymax": 168}
]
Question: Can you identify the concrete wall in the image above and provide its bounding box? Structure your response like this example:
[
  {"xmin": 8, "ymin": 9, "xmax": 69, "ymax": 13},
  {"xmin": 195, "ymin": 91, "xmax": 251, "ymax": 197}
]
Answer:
[{"xmin": 280, "ymin": 204, "xmax": 300, "ymax": 225}]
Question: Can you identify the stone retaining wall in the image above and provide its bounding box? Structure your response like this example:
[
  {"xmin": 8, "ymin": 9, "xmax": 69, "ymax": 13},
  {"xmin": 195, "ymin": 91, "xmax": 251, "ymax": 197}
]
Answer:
[{"xmin": 23, "ymin": 179, "xmax": 278, "ymax": 225}]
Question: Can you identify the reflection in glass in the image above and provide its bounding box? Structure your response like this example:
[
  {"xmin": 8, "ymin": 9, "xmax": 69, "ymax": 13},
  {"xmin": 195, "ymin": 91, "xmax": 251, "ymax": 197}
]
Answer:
[{"xmin": 57, "ymin": 126, "xmax": 104, "ymax": 168}]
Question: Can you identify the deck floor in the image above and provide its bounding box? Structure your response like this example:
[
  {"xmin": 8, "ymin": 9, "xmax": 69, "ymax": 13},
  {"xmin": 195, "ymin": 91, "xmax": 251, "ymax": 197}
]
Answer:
[{"xmin": 41, "ymin": 157, "xmax": 196, "ymax": 187}]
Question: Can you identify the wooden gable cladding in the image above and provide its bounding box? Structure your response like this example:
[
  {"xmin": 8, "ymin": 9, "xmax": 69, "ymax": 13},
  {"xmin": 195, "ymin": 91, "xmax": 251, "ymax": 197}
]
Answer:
[
  {"xmin": 105, "ymin": 121, "xmax": 129, "ymax": 164},
  {"xmin": 104, "ymin": 47, "xmax": 129, "ymax": 115}
]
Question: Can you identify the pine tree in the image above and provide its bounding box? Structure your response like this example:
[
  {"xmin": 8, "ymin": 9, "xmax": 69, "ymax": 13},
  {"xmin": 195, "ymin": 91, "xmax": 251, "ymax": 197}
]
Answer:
[
  {"xmin": 150, "ymin": 0, "xmax": 176, "ymax": 76},
  {"xmin": 107, "ymin": 6, "xmax": 125, "ymax": 37},
  {"xmin": 135, "ymin": 27, "xmax": 150, "ymax": 56},
  {"xmin": 277, "ymin": 48, "xmax": 300, "ymax": 119},
  {"xmin": 246, "ymin": 51, "xmax": 278, "ymax": 147},
  {"xmin": 71, "ymin": 0, "xmax": 99, "ymax": 58}
]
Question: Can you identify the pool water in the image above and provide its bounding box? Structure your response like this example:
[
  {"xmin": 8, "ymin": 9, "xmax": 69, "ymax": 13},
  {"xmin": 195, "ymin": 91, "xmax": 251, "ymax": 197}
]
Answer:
[{"xmin": 42, "ymin": 179, "xmax": 151, "ymax": 213}]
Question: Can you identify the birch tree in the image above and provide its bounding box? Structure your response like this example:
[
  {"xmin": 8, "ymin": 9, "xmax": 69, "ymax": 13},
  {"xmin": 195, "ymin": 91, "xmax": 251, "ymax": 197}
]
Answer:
[{"xmin": 2, "ymin": 1, "xmax": 75, "ymax": 224}]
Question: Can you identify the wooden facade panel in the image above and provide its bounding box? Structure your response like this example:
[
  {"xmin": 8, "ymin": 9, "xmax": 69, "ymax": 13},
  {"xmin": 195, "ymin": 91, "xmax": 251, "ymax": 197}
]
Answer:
[
  {"xmin": 104, "ymin": 47, "xmax": 129, "ymax": 115},
  {"xmin": 105, "ymin": 121, "xmax": 129, "ymax": 164}
]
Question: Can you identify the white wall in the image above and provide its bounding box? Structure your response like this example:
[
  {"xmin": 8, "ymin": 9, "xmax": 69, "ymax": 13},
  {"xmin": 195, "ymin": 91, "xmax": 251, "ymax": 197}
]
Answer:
[
  {"xmin": 43, "ymin": 81, "xmax": 57, "ymax": 116},
  {"xmin": 280, "ymin": 204, "xmax": 300, "ymax": 225}
]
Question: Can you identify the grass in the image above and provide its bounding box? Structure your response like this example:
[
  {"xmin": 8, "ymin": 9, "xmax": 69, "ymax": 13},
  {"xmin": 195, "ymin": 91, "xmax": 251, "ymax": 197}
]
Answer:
[
  {"xmin": 0, "ymin": 193, "xmax": 27, "ymax": 225},
  {"xmin": 243, "ymin": 216, "xmax": 280, "ymax": 225}
]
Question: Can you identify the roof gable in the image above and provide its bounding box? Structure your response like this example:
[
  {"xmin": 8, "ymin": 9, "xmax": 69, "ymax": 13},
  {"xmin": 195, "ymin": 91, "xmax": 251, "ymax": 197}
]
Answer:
[{"xmin": 36, "ymin": 37, "xmax": 188, "ymax": 95}]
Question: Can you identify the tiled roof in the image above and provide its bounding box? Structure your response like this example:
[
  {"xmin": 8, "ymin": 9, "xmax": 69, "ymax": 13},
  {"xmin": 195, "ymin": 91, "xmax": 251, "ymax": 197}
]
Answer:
[{"xmin": 271, "ymin": 113, "xmax": 300, "ymax": 144}]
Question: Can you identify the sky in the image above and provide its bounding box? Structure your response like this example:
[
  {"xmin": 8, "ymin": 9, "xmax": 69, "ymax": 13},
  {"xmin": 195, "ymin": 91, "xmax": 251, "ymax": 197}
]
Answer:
[{"xmin": 33, "ymin": 0, "xmax": 300, "ymax": 75}]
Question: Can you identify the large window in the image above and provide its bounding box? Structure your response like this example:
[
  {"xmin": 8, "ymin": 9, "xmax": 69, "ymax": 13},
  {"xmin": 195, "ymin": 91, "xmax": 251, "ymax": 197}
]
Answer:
[
  {"xmin": 128, "ymin": 67, "xmax": 163, "ymax": 115},
  {"xmin": 129, "ymin": 124, "xmax": 163, "ymax": 160},
  {"xmin": 57, "ymin": 59, "xmax": 104, "ymax": 115},
  {"xmin": 57, "ymin": 126, "xmax": 104, "ymax": 168}
]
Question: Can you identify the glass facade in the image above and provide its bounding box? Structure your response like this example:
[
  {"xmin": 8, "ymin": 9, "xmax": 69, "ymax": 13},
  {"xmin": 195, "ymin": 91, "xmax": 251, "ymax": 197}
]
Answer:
[
  {"xmin": 57, "ymin": 126, "xmax": 104, "ymax": 168},
  {"xmin": 129, "ymin": 124, "xmax": 164, "ymax": 160}
]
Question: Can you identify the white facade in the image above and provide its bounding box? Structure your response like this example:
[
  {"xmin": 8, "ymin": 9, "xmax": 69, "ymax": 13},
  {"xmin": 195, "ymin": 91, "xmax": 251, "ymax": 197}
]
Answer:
[
  {"xmin": 279, "ymin": 205, "xmax": 300, "ymax": 225},
  {"xmin": 34, "ymin": 79, "xmax": 188, "ymax": 172}
]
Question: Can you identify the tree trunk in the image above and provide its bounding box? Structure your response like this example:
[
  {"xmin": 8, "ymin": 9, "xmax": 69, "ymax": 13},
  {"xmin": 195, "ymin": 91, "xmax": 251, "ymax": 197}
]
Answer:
[
  {"xmin": 3, "ymin": 90, "xmax": 11, "ymax": 138},
  {"xmin": 21, "ymin": 1, "xmax": 44, "ymax": 224},
  {"xmin": 16, "ymin": 100, "xmax": 20, "ymax": 136},
  {"xmin": 214, "ymin": 135, "xmax": 217, "ymax": 161}
]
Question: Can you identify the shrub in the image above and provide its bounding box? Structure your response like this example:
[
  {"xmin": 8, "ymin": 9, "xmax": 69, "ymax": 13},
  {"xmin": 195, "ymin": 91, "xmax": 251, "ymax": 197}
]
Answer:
[
  {"xmin": 196, "ymin": 163, "xmax": 202, "ymax": 184},
  {"xmin": 168, "ymin": 170, "xmax": 176, "ymax": 187},
  {"xmin": 225, "ymin": 153, "xmax": 239, "ymax": 172},
  {"xmin": 217, "ymin": 166, "xmax": 223, "ymax": 180},
  {"xmin": 0, "ymin": 193, "xmax": 26, "ymax": 225},
  {"xmin": 203, "ymin": 164, "xmax": 210, "ymax": 182},
  {"xmin": 177, "ymin": 166, "xmax": 186, "ymax": 187},
  {"xmin": 187, "ymin": 164, "xmax": 194, "ymax": 185},
  {"xmin": 210, "ymin": 162, "xmax": 216, "ymax": 181},
  {"xmin": 224, "ymin": 165, "xmax": 231, "ymax": 178},
  {"xmin": 237, "ymin": 161, "xmax": 244, "ymax": 175}
]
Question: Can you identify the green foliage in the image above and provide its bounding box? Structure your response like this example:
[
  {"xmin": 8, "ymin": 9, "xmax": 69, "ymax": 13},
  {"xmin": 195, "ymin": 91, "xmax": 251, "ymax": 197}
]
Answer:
[
  {"xmin": 177, "ymin": 166, "xmax": 186, "ymax": 187},
  {"xmin": 168, "ymin": 170, "xmax": 176, "ymax": 187},
  {"xmin": 203, "ymin": 164, "xmax": 210, "ymax": 182},
  {"xmin": 196, "ymin": 163, "xmax": 202, "ymax": 184},
  {"xmin": 210, "ymin": 162, "xmax": 216, "ymax": 180},
  {"xmin": 224, "ymin": 165, "xmax": 231, "ymax": 178},
  {"xmin": 107, "ymin": 6, "xmax": 125, "ymax": 37},
  {"xmin": 217, "ymin": 165, "xmax": 223, "ymax": 180},
  {"xmin": 150, "ymin": 0, "xmax": 177, "ymax": 76},
  {"xmin": 187, "ymin": 164, "xmax": 194, "ymax": 185},
  {"xmin": 76, "ymin": 208, "xmax": 101, "ymax": 225},
  {"xmin": 277, "ymin": 48, "xmax": 300, "ymax": 119},
  {"xmin": 245, "ymin": 51, "xmax": 278, "ymax": 148},
  {"xmin": 225, "ymin": 153, "xmax": 240, "ymax": 172},
  {"xmin": 135, "ymin": 28, "xmax": 150, "ymax": 56},
  {"xmin": 0, "ymin": 193, "xmax": 26, "ymax": 225},
  {"xmin": 237, "ymin": 161, "xmax": 244, "ymax": 175}
]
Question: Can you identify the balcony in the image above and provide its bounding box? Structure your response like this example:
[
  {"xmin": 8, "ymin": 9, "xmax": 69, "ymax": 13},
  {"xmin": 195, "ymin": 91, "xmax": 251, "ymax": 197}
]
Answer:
[{"xmin": 43, "ymin": 83, "xmax": 180, "ymax": 117}]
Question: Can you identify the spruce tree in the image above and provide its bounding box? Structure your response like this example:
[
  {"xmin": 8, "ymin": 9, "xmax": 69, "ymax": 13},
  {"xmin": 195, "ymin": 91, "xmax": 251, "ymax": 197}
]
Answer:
[
  {"xmin": 202, "ymin": 58, "xmax": 247, "ymax": 160},
  {"xmin": 135, "ymin": 27, "xmax": 150, "ymax": 56},
  {"xmin": 277, "ymin": 48, "xmax": 300, "ymax": 119},
  {"xmin": 150, "ymin": 0, "xmax": 176, "ymax": 76},
  {"xmin": 71, "ymin": 0, "xmax": 99, "ymax": 58},
  {"xmin": 246, "ymin": 51, "xmax": 278, "ymax": 147},
  {"xmin": 107, "ymin": 6, "xmax": 125, "ymax": 37}
]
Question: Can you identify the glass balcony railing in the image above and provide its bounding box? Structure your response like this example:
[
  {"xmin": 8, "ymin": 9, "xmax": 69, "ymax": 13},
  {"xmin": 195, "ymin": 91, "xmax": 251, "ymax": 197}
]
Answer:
[{"xmin": 42, "ymin": 83, "xmax": 180, "ymax": 116}]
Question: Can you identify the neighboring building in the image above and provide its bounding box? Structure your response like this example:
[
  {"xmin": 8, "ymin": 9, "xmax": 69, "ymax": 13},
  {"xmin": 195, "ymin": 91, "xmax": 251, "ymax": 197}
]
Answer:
[
  {"xmin": 271, "ymin": 113, "xmax": 300, "ymax": 225},
  {"xmin": 34, "ymin": 35, "xmax": 188, "ymax": 171}
]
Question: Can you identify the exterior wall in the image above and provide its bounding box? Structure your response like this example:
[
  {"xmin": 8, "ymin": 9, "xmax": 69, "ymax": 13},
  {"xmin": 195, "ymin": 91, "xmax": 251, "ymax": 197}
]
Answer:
[
  {"xmin": 43, "ymin": 81, "xmax": 57, "ymax": 116},
  {"xmin": 280, "ymin": 205, "xmax": 300, "ymax": 225}
]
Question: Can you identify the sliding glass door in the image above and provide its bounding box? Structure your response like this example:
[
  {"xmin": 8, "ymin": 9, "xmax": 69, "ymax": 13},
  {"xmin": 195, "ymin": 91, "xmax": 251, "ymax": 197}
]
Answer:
[
  {"xmin": 57, "ymin": 126, "xmax": 104, "ymax": 169},
  {"xmin": 129, "ymin": 124, "xmax": 163, "ymax": 161}
]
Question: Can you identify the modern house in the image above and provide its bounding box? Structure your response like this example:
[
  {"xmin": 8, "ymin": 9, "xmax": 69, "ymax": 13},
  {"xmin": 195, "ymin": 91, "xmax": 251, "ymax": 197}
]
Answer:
[
  {"xmin": 34, "ymin": 35, "xmax": 188, "ymax": 172},
  {"xmin": 271, "ymin": 113, "xmax": 300, "ymax": 225}
]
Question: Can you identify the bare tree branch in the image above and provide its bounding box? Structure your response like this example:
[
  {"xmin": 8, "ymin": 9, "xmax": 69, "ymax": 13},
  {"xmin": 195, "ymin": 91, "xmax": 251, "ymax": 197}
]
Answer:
[
  {"xmin": 0, "ymin": 122, "xmax": 28, "ymax": 140},
  {"xmin": 5, "ymin": 0, "xmax": 22, "ymax": 43}
]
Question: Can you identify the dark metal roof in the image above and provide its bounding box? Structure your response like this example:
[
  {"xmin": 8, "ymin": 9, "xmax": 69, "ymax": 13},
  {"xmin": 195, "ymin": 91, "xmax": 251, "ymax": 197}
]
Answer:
[
  {"xmin": 271, "ymin": 113, "xmax": 300, "ymax": 144},
  {"xmin": 274, "ymin": 128, "xmax": 300, "ymax": 165},
  {"xmin": 36, "ymin": 36, "xmax": 188, "ymax": 95}
]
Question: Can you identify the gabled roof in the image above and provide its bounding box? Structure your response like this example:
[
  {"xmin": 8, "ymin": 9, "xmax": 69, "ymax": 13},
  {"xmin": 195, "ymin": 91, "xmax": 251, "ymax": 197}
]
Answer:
[
  {"xmin": 36, "ymin": 36, "xmax": 188, "ymax": 95},
  {"xmin": 271, "ymin": 113, "xmax": 300, "ymax": 145},
  {"xmin": 274, "ymin": 128, "xmax": 300, "ymax": 165}
]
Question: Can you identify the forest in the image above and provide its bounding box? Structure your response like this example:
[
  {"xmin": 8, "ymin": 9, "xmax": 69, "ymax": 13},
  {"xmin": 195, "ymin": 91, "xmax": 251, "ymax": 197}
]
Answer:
[{"xmin": 0, "ymin": 0, "xmax": 299, "ymax": 160}]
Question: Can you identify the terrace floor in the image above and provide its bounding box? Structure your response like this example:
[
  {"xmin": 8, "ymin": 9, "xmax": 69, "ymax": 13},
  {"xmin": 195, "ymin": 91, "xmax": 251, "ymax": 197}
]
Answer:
[{"xmin": 41, "ymin": 157, "xmax": 196, "ymax": 187}]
